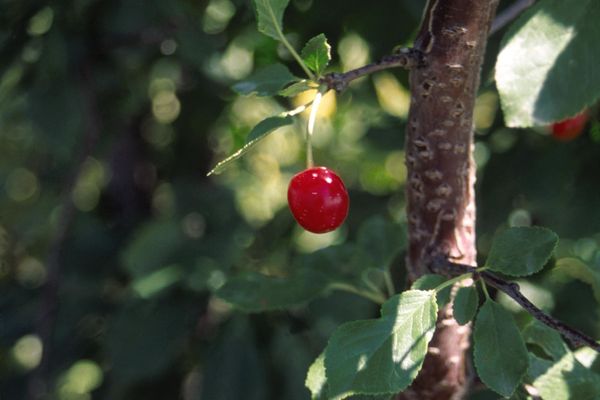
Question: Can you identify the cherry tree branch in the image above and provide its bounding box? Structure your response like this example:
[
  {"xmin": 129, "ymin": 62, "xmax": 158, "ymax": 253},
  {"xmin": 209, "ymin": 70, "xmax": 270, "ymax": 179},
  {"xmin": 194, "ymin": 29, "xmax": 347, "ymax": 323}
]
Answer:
[
  {"xmin": 319, "ymin": 48, "xmax": 425, "ymax": 92},
  {"xmin": 429, "ymin": 256, "xmax": 600, "ymax": 353}
]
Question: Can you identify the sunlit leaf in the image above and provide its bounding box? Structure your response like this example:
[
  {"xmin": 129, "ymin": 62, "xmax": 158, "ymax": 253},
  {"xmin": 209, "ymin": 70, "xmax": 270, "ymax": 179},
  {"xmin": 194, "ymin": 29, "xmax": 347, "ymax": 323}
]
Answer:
[
  {"xmin": 301, "ymin": 34, "xmax": 331, "ymax": 77},
  {"xmin": 485, "ymin": 227, "xmax": 558, "ymax": 276},
  {"xmin": 207, "ymin": 115, "xmax": 293, "ymax": 176},
  {"xmin": 532, "ymin": 352, "xmax": 600, "ymax": 399},
  {"xmin": 324, "ymin": 290, "xmax": 437, "ymax": 399},
  {"xmin": 306, "ymin": 353, "xmax": 327, "ymax": 399},
  {"xmin": 496, "ymin": 0, "xmax": 600, "ymax": 127},
  {"xmin": 474, "ymin": 299, "xmax": 529, "ymax": 397}
]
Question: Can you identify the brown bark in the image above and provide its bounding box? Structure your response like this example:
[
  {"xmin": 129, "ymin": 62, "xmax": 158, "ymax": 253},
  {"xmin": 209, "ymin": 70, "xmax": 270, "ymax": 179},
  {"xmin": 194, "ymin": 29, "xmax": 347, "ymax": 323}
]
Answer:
[{"xmin": 398, "ymin": 1, "xmax": 499, "ymax": 399}]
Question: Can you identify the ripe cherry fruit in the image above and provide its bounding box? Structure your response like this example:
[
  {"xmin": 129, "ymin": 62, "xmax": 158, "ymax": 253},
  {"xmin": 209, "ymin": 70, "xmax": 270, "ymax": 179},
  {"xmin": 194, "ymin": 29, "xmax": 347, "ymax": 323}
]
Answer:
[
  {"xmin": 287, "ymin": 166, "xmax": 349, "ymax": 234},
  {"xmin": 551, "ymin": 111, "xmax": 589, "ymax": 141}
]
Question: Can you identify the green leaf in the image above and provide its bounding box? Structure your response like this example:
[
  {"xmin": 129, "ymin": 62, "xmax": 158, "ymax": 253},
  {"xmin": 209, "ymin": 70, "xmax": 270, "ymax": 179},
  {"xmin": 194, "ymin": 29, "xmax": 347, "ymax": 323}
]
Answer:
[
  {"xmin": 554, "ymin": 257, "xmax": 600, "ymax": 303},
  {"xmin": 453, "ymin": 286, "xmax": 479, "ymax": 325},
  {"xmin": 207, "ymin": 115, "xmax": 293, "ymax": 176},
  {"xmin": 496, "ymin": 0, "xmax": 600, "ymax": 127},
  {"xmin": 232, "ymin": 63, "xmax": 297, "ymax": 96},
  {"xmin": 485, "ymin": 227, "xmax": 558, "ymax": 276},
  {"xmin": 253, "ymin": 0, "xmax": 290, "ymax": 41},
  {"xmin": 306, "ymin": 353, "xmax": 327, "ymax": 399},
  {"xmin": 121, "ymin": 220, "xmax": 183, "ymax": 279},
  {"xmin": 201, "ymin": 318, "xmax": 267, "ymax": 400},
  {"xmin": 279, "ymin": 80, "xmax": 315, "ymax": 97},
  {"xmin": 522, "ymin": 320, "xmax": 569, "ymax": 361},
  {"xmin": 474, "ymin": 299, "xmax": 529, "ymax": 398},
  {"xmin": 532, "ymin": 352, "xmax": 600, "ymax": 400},
  {"xmin": 301, "ymin": 34, "xmax": 331, "ymax": 77},
  {"xmin": 306, "ymin": 352, "xmax": 393, "ymax": 400},
  {"xmin": 324, "ymin": 290, "xmax": 438, "ymax": 399},
  {"xmin": 108, "ymin": 298, "xmax": 191, "ymax": 382},
  {"xmin": 357, "ymin": 216, "xmax": 407, "ymax": 271},
  {"xmin": 216, "ymin": 269, "xmax": 329, "ymax": 312},
  {"xmin": 411, "ymin": 274, "xmax": 451, "ymax": 307}
]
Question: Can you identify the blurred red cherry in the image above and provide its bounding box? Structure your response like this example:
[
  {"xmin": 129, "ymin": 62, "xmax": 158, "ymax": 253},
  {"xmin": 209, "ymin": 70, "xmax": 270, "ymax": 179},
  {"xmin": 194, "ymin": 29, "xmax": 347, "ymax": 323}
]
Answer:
[{"xmin": 551, "ymin": 111, "xmax": 589, "ymax": 141}]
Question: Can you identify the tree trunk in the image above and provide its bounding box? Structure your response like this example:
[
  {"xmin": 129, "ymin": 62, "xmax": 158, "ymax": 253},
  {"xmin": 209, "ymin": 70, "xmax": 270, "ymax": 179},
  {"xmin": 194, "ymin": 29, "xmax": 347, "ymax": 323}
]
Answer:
[{"xmin": 398, "ymin": 1, "xmax": 499, "ymax": 399}]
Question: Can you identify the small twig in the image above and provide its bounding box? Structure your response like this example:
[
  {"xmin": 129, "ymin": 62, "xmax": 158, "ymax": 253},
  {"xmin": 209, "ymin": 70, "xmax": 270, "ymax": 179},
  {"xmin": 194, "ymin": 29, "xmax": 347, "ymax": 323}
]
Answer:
[
  {"xmin": 490, "ymin": 0, "xmax": 536, "ymax": 35},
  {"xmin": 480, "ymin": 271, "xmax": 600, "ymax": 351},
  {"xmin": 26, "ymin": 64, "xmax": 102, "ymax": 400},
  {"xmin": 428, "ymin": 256, "xmax": 600, "ymax": 353},
  {"xmin": 320, "ymin": 48, "xmax": 425, "ymax": 92}
]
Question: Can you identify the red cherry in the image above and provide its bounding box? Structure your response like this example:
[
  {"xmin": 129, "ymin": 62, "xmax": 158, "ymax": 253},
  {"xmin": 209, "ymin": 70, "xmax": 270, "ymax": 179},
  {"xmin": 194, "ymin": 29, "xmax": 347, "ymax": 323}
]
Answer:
[
  {"xmin": 551, "ymin": 111, "xmax": 589, "ymax": 141},
  {"xmin": 287, "ymin": 166, "xmax": 349, "ymax": 233}
]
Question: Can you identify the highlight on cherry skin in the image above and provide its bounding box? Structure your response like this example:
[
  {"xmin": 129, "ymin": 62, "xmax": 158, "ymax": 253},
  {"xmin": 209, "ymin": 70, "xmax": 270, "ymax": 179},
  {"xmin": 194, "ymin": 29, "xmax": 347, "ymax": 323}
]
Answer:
[
  {"xmin": 551, "ymin": 110, "xmax": 589, "ymax": 141},
  {"xmin": 287, "ymin": 166, "xmax": 349, "ymax": 234}
]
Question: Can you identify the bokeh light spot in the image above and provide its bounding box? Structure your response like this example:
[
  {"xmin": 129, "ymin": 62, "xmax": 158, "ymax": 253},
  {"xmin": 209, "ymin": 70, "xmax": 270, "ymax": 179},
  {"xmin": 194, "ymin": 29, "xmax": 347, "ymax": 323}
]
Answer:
[
  {"xmin": 295, "ymin": 229, "xmax": 340, "ymax": 253},
  {"xmin": 12, "ymin": 335, "xmax": 43, "ymax": 370},
  {"xmin": 58, "ymin": 360, "xmax": 103, "ymax": 397},
  {"xmin": 16, "ymin": 256, "xmax": 46, "ymax": 289},
  {"xmin": 27, "ymin": 7, "xmax": 54, "ymax": 36},
  {"xmin": 339, "ymin": 33, "xmax": 370, "ymax": 72},
  {"xmin": 373, "ymin": 72, "xmax": 410, "ymax": 118},
  {"xmin": 182, "ymin": 213, "xmax": 206, "ymax": 239},
  {"xmin": 6, "ymin": 167, "xmax": 39, "ymax": 202},
  {"xmin": 203, "ymin": 0, "xmax": 236, "ymax": 34},
  {"xmin": 152, "ymin": 90, "xmax": 181, "ymax": 124}
]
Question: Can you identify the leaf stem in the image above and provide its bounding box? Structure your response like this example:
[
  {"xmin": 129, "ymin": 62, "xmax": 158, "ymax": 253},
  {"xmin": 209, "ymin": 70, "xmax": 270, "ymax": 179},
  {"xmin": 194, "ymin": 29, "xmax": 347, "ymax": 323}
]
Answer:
[
  {"xmin": 434, "ymin": 272, "xmax": 473, "ymax": 293},
  {"xmin": 269, "ymin": 7, "xmax": 314, "ymax": 80},
  {"xmin": 480, "ymin": 279, "xmax": 491, "ymax": 300},
  {"xmin": 329, "ymin": 282, "xmax": 386, "ymax": 304},
  {"xmin": 383, "ymin": 270, "xmax": 395, "ymax": 296}
]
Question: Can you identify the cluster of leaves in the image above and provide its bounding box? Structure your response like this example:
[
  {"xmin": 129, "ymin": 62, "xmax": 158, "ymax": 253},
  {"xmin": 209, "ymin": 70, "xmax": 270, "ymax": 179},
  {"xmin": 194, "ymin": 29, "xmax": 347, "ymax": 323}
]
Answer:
[
  {"xmin": 222, "ymin": 224, "xmax": 575, "ymax": 399},
  {"xmin": 496, "ymin": 0, "xmax": 600, "ymax": 126},
  {"xmin": 208, "ymin": 0, "xmax": 332, "ymax": 175}
]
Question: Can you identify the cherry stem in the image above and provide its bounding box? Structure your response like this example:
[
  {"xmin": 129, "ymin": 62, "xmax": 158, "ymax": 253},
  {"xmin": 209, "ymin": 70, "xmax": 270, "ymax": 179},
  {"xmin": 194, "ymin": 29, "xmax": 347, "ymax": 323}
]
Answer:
[{"xmin": 306, "ymin": 90, "xmax": 323, "ymax": 168}]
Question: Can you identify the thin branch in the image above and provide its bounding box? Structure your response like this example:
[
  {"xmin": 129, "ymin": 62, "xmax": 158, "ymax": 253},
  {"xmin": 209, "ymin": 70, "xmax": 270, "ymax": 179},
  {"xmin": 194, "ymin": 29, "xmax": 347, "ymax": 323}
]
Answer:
[
  {"xmin": 27, "ymin": 64, "xmax": 102, "ymax": 400},
  {"xmin": 428, "ymin": 256, "xmax": 600, "ymax": 353},
  {"xmin": 320, "ymin": 48, "xmax": 425, "ymax": 92},
  {"xmin": 490, "ymin": 0, "xmax": 536, "ymax": 35}
]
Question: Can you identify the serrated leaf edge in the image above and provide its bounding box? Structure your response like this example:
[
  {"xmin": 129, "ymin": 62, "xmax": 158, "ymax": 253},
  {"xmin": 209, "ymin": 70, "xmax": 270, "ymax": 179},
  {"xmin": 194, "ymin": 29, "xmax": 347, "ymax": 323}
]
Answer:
[
  {"xmin": 473, "ymin": 300, "xmax": 529, "ymax": 398},
  {"xmin": 206, "ymin": 114, "xmax": 293, "ymax": 176},
  {"xmin": 485, "ymin": 226, "xmax": 559, "ymax": 277},
  {"xmin": 323, "ymin": 290, "xmax": 438, "ymax": 399}
]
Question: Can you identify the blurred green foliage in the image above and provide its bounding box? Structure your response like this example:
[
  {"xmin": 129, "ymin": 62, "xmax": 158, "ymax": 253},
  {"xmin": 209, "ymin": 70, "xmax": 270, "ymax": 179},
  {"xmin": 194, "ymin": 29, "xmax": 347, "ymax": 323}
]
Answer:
[{"xmin": 0, "ymin": 0, "xmax": 599, "ymax": 399}]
